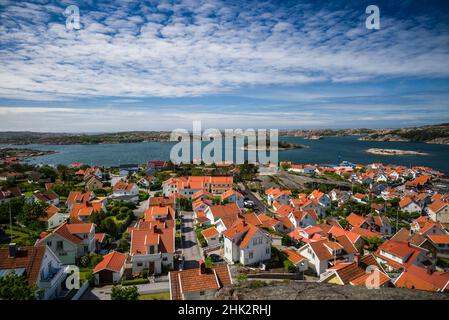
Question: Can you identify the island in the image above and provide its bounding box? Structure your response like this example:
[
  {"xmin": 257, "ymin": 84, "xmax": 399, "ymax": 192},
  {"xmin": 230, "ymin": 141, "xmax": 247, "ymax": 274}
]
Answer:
[
  {"xmin": 366, "ymin": 148, "xmax": 428, "ymax": 156},
  {"xmin": 241, "ymin": 141, "xmax": 305, "ymax": 151},
  {"xmin": 0, "ymin": 148, "xmax": 57, "ymax": 160}
]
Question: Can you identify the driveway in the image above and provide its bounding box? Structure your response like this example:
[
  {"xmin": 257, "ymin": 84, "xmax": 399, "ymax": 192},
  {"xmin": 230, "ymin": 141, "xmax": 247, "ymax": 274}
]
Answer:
[{"xmin": 180, "ymin": 211, "xmax": 202, "ymax": 269}]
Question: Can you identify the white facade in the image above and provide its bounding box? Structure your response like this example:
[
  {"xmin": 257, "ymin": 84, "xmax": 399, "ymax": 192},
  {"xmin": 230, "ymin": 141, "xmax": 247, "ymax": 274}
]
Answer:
[{"xmin": 224, "ymin": 229, "xmax": 271, "ymax": 266}]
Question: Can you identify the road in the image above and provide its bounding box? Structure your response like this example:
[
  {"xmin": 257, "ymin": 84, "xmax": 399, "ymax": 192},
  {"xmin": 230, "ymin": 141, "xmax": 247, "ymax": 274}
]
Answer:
[
  {"xmin": 180, "ymin": 211, "xmax": 202, "ymax": 269},
  {"xmin": 239, "ymin": 183, "xmax": 270, "ymax": 214}
]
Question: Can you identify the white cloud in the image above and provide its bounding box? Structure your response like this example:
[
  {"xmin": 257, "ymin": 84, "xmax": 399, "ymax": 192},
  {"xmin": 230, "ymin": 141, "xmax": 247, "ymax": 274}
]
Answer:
[{"xmin": 0, "ymin": 0, "xmax": 448, "ymax": 101}]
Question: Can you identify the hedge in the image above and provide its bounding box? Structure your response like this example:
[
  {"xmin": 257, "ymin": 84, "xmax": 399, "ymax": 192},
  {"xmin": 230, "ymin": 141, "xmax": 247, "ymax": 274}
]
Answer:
[{"xmin": 121, "ymin": 278, "xmax": 149, "ymax": 286}]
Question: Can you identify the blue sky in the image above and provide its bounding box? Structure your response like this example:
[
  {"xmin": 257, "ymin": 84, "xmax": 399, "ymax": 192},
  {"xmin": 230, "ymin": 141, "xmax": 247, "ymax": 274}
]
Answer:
[{"xmin": 1, "ymin": 0, "xmax": 449, "ymax": 132}]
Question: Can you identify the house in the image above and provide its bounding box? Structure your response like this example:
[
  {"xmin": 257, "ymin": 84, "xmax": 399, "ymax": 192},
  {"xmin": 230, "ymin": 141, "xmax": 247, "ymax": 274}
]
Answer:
[
  {"xmin": 66, "ymin": 191, "xmax": 95, "ymax": 210},
  {"xmin": 405, "ymin": 175, "xmax": 431, "ymax": 190},
  {"xmin": 288, "ymin": 210, "xmax": 317, "ymax": 228},
  {"xmin": 288, "ymin": 225, "xmax": 324, "ymax": 244},
  {"xmin": 137, "ymin": 176, "xmax": 155, "ymax": 188},
  {"xmin": 319, "ymin": 254, "xmax": 390, "ymax": 287},
  {"xmin": 308, "ymin": 190, "xmax": 331, "ymax": 208},
  {"xmin": 69, "ymin": 202, "xmax": 105, "ymax": 223},
  {"xmin": 85, "ymin": 176, "xmax": 103, "ymax": 191},
  {"xmin": 298, "ymin": 234, "xmax": 358, "ymax": 276},
  {"xmin": 265, "ymin": 188, "xmax": 292, "ymax": 207},
  {"xmin": 128, "ymin": 208, "xmax": 175, "ymax": 275},
  {"xmin": 0, "ymin": 186, "xmax": 22, "ymax": 204},
  {"xmin": 169, "ymin": 262, "xmax": 232, "ymax": 300},
  {"xmin": 92, "ymin": 251, "xmax": 127, "ymax": 285},
  {"xmin": 394, "ymin": 264, "xmax": 449, "ymax": 292},
  {"xmin": 399, "ymin": 197, "xmax": 421, "ymax": 213},
  {"xmin": 149, "ymin": 196, "xmax": 175, "ymax": 208},
  {"xmin": 374, "ymin": 240, "xmax": 431, "ymax": 272},
  {"xmin": 426, "ymin": 234, "xmax": 449, "ymax": 258},
  {"xmin": 205, "ymin": 202, "xmax": 241, "ymax": 224},
  {"xmin": 352, "ymin": 193, "xmax": 368, "ymax": 204},
  {"xmin": 282, "ymin": 248, "xmax": 308, "ymax": 271},
  {"xmin": 41, "ymin": 205, "xmax": 66, "ymax": 229},
  {"xmin": 95, "ymin": 233, "xmax": 107, "ymax": 252},
  {"xmin": 112, "ymin": 182, "xmax": 139, "ymax": 201},
  {"xmin": 32, "ymin": 189, "xmax": 59, "ymax": 206},
  {"xmin": 36, "ymin": 222, "xmax": 96, "ymax": 264},
  {"xmin": 201, "ymin": 227, "xmax": 220, "ymax": 247},
  {"xmin": 144, "ymin": 205, "xmax": 175, "ymax": 221},
  {"xmin": 427, "ymin": 200, "xmax": 449, "ymax": 223},
  {"xmin": 118, "ymin": 164, "xmax": 139, "ymax": 176},
  {"xmin": 223, "ymin": 221, "xmax": 271, "ymax": 266},
  {"xmin": 163, "ymin": 176, "xmax": 233, "ymax": 198},
  {"xmin": 346, "ymin": 213, "xmax": 392, "ymax": 236},
  {"xmin": 0, "ymin": 244, "xmax": 68, "ymax": 300},
  {"xmin": 220, "ymin": 189, "xmax": 244, "ymax": 208}
]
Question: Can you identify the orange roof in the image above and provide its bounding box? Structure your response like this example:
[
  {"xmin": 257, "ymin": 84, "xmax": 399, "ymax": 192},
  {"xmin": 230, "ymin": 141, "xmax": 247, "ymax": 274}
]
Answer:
[
  {"xmin": 0, "ymin": 246, "xmax": 46, "ymax": 286},
  {"xmin": 38, "ymin": 222, "xmax": 84, "ymax": 245},
  {"xmin": 394, "ymin": 264, "xmax": 449, "ymax": 292},
  {"xmin": 428, "ymin": 200, "xmax": 448, "ymax": 213},
  {"xmin": 41, "ymin": 204, "xmax": 60, "ymax": 221},
  {"xmin": 169, "ymin": 264, "xmax": 232, "ymax": 300},
  {"xmin": 209, "ymin": 203, "xmax": 240, "ymax": 220},
  {"xmin": 346, "ymin": 213, "xmax": 367, "ymax": 227},
  {"xmin": 66, "ymin": 223, "xmax": 93, "ymax": 234},
  {"xmin": 221, "ymin": 189, "xmax": 243, "ymax": 200},
  {"xmin": 239, "ymin": 226, "xmax": 260, "ymax": 249},
  {"xmin": 201, "ymin": 227, "xmax": 219, "ymax": 238},
  {"xmin": 283, "ymin": 248, "xmax": 305, "ymax": 265},
  {"xmin": 93, "ymin": 251, "xmax": 127, "ymax": 273},
  {"xmin": 427, "ymin": 234, "xmax": 449, "ymax": 244},
  {"xmin": 276, "ymin": 204, "xmax": 294, "ymax": 217},
  {"xmin": 399, "ymin": 197, "xmax": 414, "ymax": 208}
]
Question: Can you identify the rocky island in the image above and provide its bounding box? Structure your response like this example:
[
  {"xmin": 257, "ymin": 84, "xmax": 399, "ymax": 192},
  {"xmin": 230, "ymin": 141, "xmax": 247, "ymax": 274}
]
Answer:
[
  {"xmin": 366, "ymin": 148, "xmax": 428, "ymax": 156},
  {"xmin": 241, "ymin": 140, "xmax": 305, "ymax": 151}
]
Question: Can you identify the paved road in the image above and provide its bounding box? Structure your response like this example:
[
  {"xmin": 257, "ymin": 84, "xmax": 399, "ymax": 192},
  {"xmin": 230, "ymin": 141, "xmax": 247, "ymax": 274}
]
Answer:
[
  {"xmin": 180, "ymin": 211, "xmax": 202, "ymax": 269},
  {"xmin": 239, "ymin": 183, "xmax": 269, "ymax": 214}
]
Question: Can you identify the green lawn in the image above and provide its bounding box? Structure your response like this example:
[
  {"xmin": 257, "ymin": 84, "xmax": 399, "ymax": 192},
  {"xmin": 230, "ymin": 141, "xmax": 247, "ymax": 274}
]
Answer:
[
  {"xmin": 138, "ymin": 292, "xmax": 170, "ymax": 300},
  {"xmin": 0, "ymin": 224, "xmax": 39, "ymax": 247}
]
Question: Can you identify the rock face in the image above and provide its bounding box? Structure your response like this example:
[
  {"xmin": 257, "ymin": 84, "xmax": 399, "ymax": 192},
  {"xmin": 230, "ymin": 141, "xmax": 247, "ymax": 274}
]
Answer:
[
  {"xmin": 366, "ymin": 148, "xmax": 428, "ymax": 156},
  {"xmin": 215, "ymin": 281, "xmax": 449, "ymax": 300}
]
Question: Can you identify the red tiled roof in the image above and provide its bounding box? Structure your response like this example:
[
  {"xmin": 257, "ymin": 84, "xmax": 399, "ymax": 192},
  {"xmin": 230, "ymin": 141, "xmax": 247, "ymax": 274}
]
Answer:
[
  {"xmin": 93, "ymin": 251, "xmax": 127, "ymax": 273},
  {"xmin": 0, "ymin": 246, "xmax": 46, "ymax": 286},
  {"xmin": 283, "ymin": 248, "xmax": 305, "ymax": 265},
  {"xmin": 394, "ymin": 264, "xmax": 449, "ymax": 292},
  {"xmin": 201, "ymin": 227, "xmax": 219, "ymax": 238}
]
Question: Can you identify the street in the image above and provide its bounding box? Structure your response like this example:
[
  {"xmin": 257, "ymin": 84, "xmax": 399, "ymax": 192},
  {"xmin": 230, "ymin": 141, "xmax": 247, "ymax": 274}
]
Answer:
[
  {"xmin": 180, "ymin": 211, "xmax": 202, "ymax": 269},
  {"xmin": 239, "ymin": 183, "xmax": 270, "ymax": 214}
]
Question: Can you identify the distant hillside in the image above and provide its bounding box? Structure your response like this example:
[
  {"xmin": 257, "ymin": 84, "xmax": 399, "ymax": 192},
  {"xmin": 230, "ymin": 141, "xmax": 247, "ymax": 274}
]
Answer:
[
  {"xmin": 0, "ymin": 131, "xmax": 171, "ymax": 145},
  {"xmin": 280, "ymin": 128, "xmax": 376, "ymax": 138},
  {"xmin": 358, "ymin": 123, "xmax": 449, "ymax": 144}
]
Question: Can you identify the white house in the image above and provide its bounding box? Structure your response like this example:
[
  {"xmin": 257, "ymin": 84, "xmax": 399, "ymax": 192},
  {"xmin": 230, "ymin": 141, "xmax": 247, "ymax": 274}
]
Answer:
[
  {"xmin": 37, "ymin": 222, "xmax": 96, "ymax": 265},
  {"xmin": 288, "ymin": 210, "xmax": 317, "ymax": 229},
  {"xmin": 308, "ymin": 190, "xmax": 331, "ymax": 209},
  {"xmin": 298, "ymin": 235, "xmax": 357, "ymax": 276},
  {"xmin": 201, "ymin": 227, "xmax": 220, "ymax": 247},
  {"xmin": 265, "ymin": 188, "xmax": 292, "ymax": 207},
  {"xmin": 0, "ymin": 244, "xmax": 68, "ymax": 300},
  {"xmin": 221, "ymin": 189, "xmax": 245, "ymax": 208},
  {"xmin": 41, "ymin": 205, "xmax": 67, "ymax": 229},
  {"xmin": 399, "ymin": 197, "xmax": 422, "ymax": 213},
  {"xmin": 223, "ymin": 222, "xmax": 271, "ymax": 266}
]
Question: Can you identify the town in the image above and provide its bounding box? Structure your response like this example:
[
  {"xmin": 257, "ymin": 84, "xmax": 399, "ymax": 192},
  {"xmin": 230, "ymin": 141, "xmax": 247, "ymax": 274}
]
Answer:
[{"xmin": 1, "ymin": 154, "xmax": 449, "ymax": 300}]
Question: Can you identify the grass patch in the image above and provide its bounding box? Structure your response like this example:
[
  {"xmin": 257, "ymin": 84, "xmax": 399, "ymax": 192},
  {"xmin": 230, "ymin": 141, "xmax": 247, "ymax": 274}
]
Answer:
[{"xmin": 138, "ymin": 292, "xmax": 170, "ymax": 300}]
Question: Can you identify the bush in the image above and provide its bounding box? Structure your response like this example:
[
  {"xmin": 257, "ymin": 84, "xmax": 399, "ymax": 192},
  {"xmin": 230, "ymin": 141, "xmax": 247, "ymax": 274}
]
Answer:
[
  {"xmin": 283, "ymin": 260, "xmax": 297, "ymax": 273},
  {"xmin": 111, "ymin": 285, "xmax": 139, "ymax": 300},
  {"xmin": 121, "ymin": 278, "xmax": 149, "ymax": 286}
]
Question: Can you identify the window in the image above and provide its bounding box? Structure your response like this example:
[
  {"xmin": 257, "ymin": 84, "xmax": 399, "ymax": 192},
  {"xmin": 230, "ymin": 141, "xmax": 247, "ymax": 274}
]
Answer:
[
  {"xmin": 162, "ymin": 257, "xmax": 167, "ymax": 261},
  {"xmin": 249, "ymin": 251, "xmax": 254, "ymax": 259},
  {"xmin": 137, "ymin": 262, "xmax": 143, "ymax": 267},
  {"xmin": 56, "ymin": 241, "xmax": 63, "ymax": 251},
  {"xmin": 266, "ymin": 248, "xmax": 270, "ymax": 254},
  {"xmin": 47, "ymin": 241, "xmax": 52, "ymax": 247},
  {"xmin": 200, "ymin": 291, "xmax": 205, "ymax": 296}
]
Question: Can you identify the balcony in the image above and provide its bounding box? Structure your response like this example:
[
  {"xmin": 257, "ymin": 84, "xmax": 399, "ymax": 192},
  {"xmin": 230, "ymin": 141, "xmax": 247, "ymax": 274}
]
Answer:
[{"xmin": 39, "ymin": 265, "xmax": 67, "ymax": 288}]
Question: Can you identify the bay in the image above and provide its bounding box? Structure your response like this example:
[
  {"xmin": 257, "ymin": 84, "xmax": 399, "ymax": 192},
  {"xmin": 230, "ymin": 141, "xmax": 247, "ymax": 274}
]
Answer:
[{"xmin": 1, "ymin": 136, "xmax": 449, "ymax": 174}]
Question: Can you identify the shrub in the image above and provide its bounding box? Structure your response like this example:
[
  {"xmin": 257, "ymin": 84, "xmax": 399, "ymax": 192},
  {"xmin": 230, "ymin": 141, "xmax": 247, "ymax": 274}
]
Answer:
[{"xmin": 111, "ymin": 285, "xmax": 139, "ymax": 300}]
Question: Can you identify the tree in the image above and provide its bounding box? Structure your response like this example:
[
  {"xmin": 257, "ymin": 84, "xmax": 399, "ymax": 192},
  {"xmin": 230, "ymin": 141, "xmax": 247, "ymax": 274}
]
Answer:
[
  {"xmin": 364, "ymin": 237, "xmax": 384, "ymax": 251},
  {"xmin": 17, "ymin": 201, "xmax": 49, "ymax": 230},
  {"xmin": 0, "ymin": 273, "xmax": 36, "ymax": 300},
  {"xmin": 110, "ymin": 285, "xmax": 139, "ymax": 300}
]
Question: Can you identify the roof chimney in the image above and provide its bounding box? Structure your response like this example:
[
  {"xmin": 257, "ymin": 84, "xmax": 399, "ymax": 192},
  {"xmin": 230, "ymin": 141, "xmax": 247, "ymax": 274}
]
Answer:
[
  {"xmin": 354, "ymin": 253, "xmax": 361, "ymax": 267},
  {"xmin": 8, "ymin": 243, "xmax": 17, "ymax": 258},
  {"xmin": 199, "ymin": 259, "xmax": 206, "ymax": 275},
  {"xmin": 427, "ymin": 266, "xmax": 434, "ymax": 275}
]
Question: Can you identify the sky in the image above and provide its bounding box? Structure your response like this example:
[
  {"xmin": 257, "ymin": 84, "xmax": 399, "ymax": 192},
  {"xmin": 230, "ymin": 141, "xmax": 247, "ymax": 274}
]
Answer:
[{"xmin": 0, "ymin": 0, "xmax": 449, "ymax": 132}]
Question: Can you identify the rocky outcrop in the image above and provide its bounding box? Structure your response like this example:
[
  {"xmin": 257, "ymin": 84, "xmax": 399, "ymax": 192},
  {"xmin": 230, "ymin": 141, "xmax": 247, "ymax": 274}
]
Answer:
[{"xmin": 215, "ymin": 281, "xmax": 449, "ymax": 300}]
